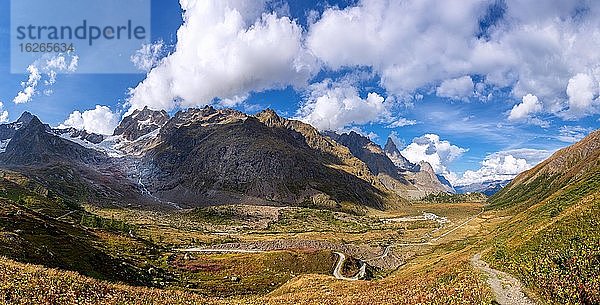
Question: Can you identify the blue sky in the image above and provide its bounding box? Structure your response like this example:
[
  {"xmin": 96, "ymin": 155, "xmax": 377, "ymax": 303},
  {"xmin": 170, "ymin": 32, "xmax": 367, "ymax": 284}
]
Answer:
[{"xmin": 1, "ymin": 0, "xmax": 599, "ymax": 185}]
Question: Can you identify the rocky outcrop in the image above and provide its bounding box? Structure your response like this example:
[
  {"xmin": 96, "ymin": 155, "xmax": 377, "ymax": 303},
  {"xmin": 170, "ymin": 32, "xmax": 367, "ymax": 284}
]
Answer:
[
  {"xmin": 324, "ymin": 131, "xmax": 401, "ymax": 179},
  {"xmin": 383, "ymin": 137, "xmax": 415, "ymax": 171},
  {"xmin": 113, "ymin": 106, "xmax": 170, "ymax": 141},
  {"xmin": 53, "ymin": 128, "xmax": 105, "ymax": 144}
]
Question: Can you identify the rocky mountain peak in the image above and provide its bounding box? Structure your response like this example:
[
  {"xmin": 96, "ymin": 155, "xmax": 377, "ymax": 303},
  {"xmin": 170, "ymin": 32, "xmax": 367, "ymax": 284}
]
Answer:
[
  {"xmin": 255, "ymin": 108, "xmax": 285, "ymax": 127},
  {"xmin": 0, "ymin": 113, "xmax": 104, "ymax": 165},
  {"xmin": 113, "ymin": 106, "xmax": 170, "ymax": 141},
  {"xmin": 0, "ymin": 112, "xmax": 48, "ymax": 150},
  {"xmin": 384, "ymin": 137, "xmax": 398, "ymax": 152},
  {"xmin": 169, "ymin": 107, "xmax": 247, "ymax": 128},
  {"xmin": 16, "ymin": 114, "xmax": 49, "ymax": 133},
  {"xmin": 383, "ymin": 137, "xmax": 415, "ymax": 171},
  {"xmin": 417, "ymin": 161, "xmax": 435, "ymax": 174},
  {"xmin": 17, "ymin": 111, "xmax": 35, "ymax": 124},
  {"xmin": 326, "ymin": 131, "xmax": 400, "ymax": 178}
]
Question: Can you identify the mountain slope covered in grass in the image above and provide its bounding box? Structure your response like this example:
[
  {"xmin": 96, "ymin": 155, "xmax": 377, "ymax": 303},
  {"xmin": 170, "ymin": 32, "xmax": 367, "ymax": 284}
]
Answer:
[{"xmin": 486, "ymin": 130, "xmax": 600, "ymax": 304}]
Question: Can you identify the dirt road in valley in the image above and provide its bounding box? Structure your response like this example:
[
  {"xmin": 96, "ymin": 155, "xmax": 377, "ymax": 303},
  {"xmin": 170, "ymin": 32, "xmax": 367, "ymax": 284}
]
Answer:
[
  {"xmin": 177, "ymin": 248, "xmax": 264, "ymax": 253},
  {"xmin": 179, "ymin": 208, "xmax": 485, "ymax": 281},
  {"xmin": 333, "ymin": 252, "xmax": 366, "ymax": 281},
  {"xmin": 471, "ymin": 253, "xmax": 536, "ymax": 305},
  {"xmin": 178, "ymin": 248, "xmax": 366, "ymax": 280}
]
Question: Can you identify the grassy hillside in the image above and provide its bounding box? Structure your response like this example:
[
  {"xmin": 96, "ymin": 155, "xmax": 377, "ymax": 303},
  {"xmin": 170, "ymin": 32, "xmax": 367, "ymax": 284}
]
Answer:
[
  {"xmin": 0, "ymin": 256, "xmax": 212, "ymax": 305},
  {"xmin": 490, "ymin": 130, "xmax": 600, "ymax": 211},
  {"xmin": 0, "ymin": 171, "xmax": 162, "ymax": 286},
  {"xmin": 0, "ymin": 247, "xmax": 493, "ymax": 305},
  {"xmin": 486, "ymin": 130, "xmax": 600, "ymax": 304}
]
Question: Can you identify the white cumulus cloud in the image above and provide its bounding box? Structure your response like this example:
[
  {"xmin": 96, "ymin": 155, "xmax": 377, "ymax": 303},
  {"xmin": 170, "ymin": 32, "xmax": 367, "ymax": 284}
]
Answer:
[
  {"xmin": 400, "ymin": 134, "xmax": 468, "ymax": 176},
  {"xmin": 295, "ymin": 79, "xmax": 390, "ymax": 131},
  {"xmin": 307, "ymin": 0, "xmax": 600, "ymax": 121},
  {"xmin": 131, "ymin": 41, "xmax": 165, "ymax": 72},
  {"xmin": 0, "ymin": 100, "xmax": 8, "ymax": 123},
  {"xmin": 13, "ymin": 65, "xmax": 41, "ymax": 104},
  {"xmin": 387, "ymin": 117, "xmax": 417, "ymax": 128},
  {"xmin": 59, "ymin": 105, "xmax": 120, "ymax": 135},
  {"xmin": 128, "ymin": 0, "xmax": 318, "ymax": 112},
  {"xmin": 307, "ymin": 0, "xmax": 486, "ymax": 94},
  {"xmin": 0, "ymin": 111, "xmax": 8, "ymax": 123},
  {"xmin": 508, "ymin": 94, "xmax": 542, "ymax": 121},
  {"xmin": 565, "ymin": 73, "xmax": 599, "ymax": 118},
  {"xmin": 454, "ymin": 149, "xmax": 552, "ymax": 186},
  {"xmin": 120, "ymin": 0, "xmax": 600, "ymax": 127}
]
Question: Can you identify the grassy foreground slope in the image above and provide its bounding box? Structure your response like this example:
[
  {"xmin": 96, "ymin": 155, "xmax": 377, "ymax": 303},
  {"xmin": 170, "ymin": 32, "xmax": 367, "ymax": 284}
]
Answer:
[
  {"xmin": 0, "ymin": 172, "xmax": 154, "ymax": 286},
  {"xmin": 0, "ymin": 256, "xmax": 212, "ymax": 305},
  {"xmin": 487, "ymin": 130, "xmax": 600, "ymax": 304},
  {"xmin": 0, "ymin": 247, "xmax": 492, "ymax": 305}
]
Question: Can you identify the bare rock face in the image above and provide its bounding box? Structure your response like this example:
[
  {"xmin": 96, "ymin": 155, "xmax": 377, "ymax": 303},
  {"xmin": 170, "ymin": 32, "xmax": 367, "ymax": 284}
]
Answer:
[
  {"xmin": 325, "ymin": 131, "xmax": 401, "ymax": 179},
  {"xmin": 383, "ymin": 137, "xmax": 415, "ymax": 171},
  {"xmin": 53, "ymin": 128, "xmax": 105, "ymax": 144},
  {"xmin": 113, "ymin": 106, "xmax": 170, "ymax": 141},
  {"xmin": 400, "ymin": 161, "xmax": 450, "ymax": 197},
  {"xmin": 138, "ymin": 108, "xmax": 388, "ymax": 209},
  {"xmin": 0, "ymin": 112, "xmax": 35, "ymax": 142},
  {"xmin": 255, "ymin": 109, "xmax": 387, "ymax": 187},
  {"xmin": 435, "ymin": 174, "xmax": 456, "ymax": 193}
]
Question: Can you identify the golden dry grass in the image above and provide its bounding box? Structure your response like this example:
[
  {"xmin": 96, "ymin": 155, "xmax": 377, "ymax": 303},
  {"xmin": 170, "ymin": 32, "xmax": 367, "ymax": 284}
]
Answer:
[{"xmin": 0, "ymin": 256, "xmax": 214, "ymax": 305}]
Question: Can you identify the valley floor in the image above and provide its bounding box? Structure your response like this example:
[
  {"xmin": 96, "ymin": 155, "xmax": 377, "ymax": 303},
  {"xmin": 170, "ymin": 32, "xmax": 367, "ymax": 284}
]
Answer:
[
  {"xmin": 1, "ymin": 200, "xmax": 520, "ymax": 304},
  {"xmin": 0, "ymin": 170, "xmax": 578, "ymax": 305}
]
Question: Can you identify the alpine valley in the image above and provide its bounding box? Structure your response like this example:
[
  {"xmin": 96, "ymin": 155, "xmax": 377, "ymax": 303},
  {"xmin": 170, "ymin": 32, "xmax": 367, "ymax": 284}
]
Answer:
[{"xmin": 0, "ymin": 109, "xmax": 597, "ymax": 304}]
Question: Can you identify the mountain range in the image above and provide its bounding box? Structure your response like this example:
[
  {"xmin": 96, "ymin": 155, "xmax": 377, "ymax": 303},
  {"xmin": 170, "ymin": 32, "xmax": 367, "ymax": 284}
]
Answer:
[
  {"xmin": 454, "ymin": 179, "xmax": 511, "ymax": 196},
  {"xmin": 0, "ymin": 108, "xmax": 462, "ymax": 212},
  {"xmin": 0, "ymin": 107, "xmax": 597, "ymax": 304}
]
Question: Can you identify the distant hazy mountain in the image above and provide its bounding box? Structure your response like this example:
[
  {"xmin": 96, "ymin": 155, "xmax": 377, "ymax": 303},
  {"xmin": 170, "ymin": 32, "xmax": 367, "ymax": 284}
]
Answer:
[{"xmin": 454, "ymin": 179, "xmax": 511, "ymax": 196}]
